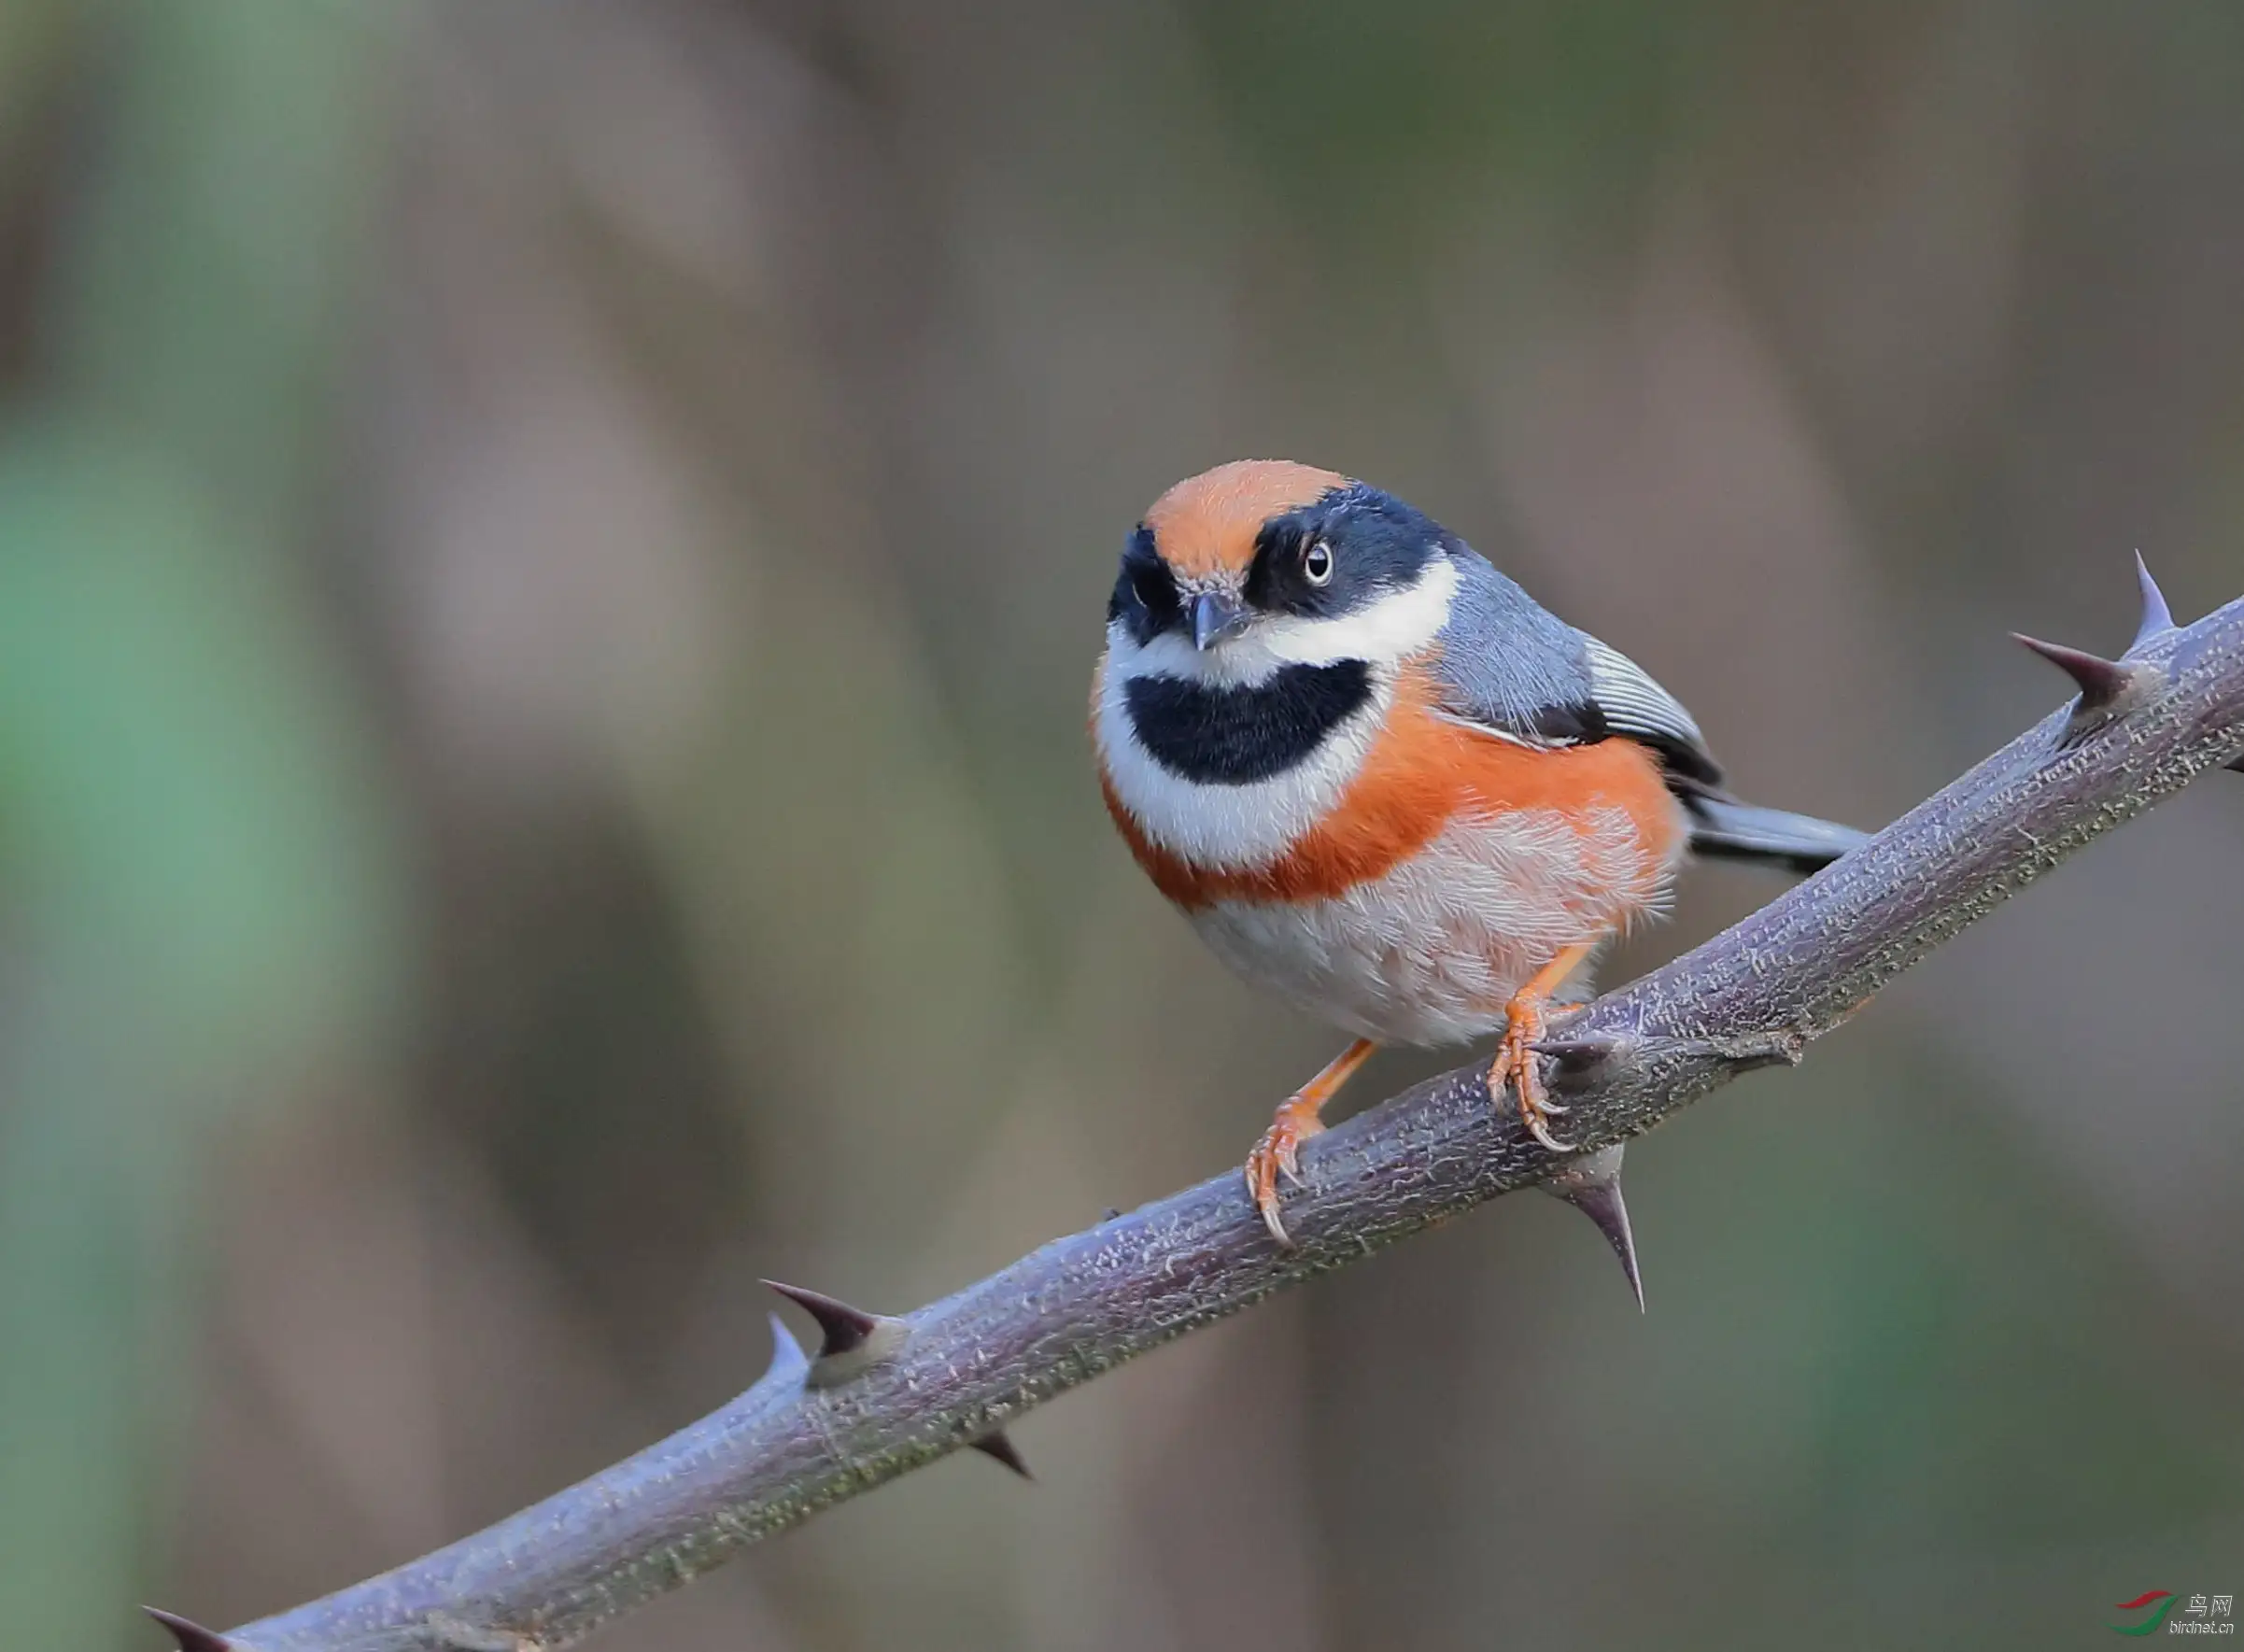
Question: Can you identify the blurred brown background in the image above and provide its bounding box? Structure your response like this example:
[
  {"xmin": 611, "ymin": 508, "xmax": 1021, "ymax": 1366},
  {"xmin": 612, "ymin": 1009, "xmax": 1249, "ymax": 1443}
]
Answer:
[{"xmin": 2, "ymin": 3, "xmax": 2240, "ymax": 1648}]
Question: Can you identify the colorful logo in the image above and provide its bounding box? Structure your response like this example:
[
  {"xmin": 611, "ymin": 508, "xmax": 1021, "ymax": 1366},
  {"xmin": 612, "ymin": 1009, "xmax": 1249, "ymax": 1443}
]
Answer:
[{"xmin": 2111, "ymin": 1592, "xmax": 2180, "ymax": 1636}]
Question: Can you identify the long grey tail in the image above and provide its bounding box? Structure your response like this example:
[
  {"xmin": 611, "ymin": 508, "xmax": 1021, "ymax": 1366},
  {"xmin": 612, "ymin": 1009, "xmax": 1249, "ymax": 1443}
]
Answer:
[{"xmin": 1684, "ymin": 797, "xmax": 1870, "ymax": 875}]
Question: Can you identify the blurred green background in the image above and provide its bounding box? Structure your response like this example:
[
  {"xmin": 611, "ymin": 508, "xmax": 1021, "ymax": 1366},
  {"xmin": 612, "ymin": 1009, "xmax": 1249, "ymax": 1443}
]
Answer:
[{"xmin": 1, "ymin": 3, "xmax": 2240, "ymax": 1648}]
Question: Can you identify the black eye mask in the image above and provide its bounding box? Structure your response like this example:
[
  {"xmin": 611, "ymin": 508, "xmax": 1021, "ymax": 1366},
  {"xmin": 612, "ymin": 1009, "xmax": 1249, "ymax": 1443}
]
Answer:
[
  {"xmin": 1109, "ymin": 524, "xmax": 1182, "ymax": 645},
  {"xmin": 1245, "ymin": 484, "xmax": 1442, "ymax": 621}
]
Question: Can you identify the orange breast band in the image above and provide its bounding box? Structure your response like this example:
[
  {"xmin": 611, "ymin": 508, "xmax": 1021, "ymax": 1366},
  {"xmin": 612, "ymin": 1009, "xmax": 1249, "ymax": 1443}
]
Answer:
[{"xmin": 1101, "ymin": 665, "xmax": 1683, "ymax": 911}]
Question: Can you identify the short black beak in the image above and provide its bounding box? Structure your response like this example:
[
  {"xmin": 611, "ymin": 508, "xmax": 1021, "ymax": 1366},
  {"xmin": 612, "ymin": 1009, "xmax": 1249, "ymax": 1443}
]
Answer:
[{"xmin": 1191, "ymin": 590, "xmax": 1249, "ymax": 652}]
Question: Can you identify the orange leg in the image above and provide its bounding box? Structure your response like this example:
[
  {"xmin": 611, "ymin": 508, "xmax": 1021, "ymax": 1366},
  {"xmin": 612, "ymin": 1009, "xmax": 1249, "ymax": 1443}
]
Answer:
[
  {"xmin": 1244, "ymin": 1038, "xmax": 1377, "ymax": 1248},
  {"xmin": 1488, "ymin": 941, "xmax": 1599, "ymax": 1152}
]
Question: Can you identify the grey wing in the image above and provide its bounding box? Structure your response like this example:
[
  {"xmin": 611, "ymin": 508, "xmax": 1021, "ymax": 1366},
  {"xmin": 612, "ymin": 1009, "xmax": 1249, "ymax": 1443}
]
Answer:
[
  {"xmin": 1428, "ymin": 552, "xmax": 1722, "ymax": 786},
  {"xmin": 1575, "ymin": 633, "xmax": 1726, "ymax": 791},
  {"xmin": 1427, "ymin": 551, "xmax": 1608, "ymax": 745}
]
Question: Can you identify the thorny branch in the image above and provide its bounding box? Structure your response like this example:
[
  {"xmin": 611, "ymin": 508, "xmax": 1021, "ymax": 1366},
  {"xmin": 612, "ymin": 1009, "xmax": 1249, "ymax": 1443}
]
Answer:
[{"xmin": 156, "ymin": 564, "xmax": 2244, "ymax": 1652}]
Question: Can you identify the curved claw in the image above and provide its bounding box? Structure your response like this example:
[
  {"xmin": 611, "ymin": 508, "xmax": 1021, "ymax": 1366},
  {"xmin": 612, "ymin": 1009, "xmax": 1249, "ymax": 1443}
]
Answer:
[
  {"xmin": 1524, "ymin": 1113, "xmax": 1576, "ymax": 1153},
  {"xmin": 1244, "ymin": 1116, "xmax": 1320, "ymax": 1249},
  {"xmin": 1245, "ymin": 1153, "xmax": 1296, "ymax": 1248}
]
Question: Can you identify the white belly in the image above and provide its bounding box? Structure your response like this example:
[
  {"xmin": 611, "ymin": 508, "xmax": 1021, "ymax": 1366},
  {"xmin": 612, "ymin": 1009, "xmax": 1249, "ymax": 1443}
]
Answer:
[{"xmin": 1188, "ymin": 806, "xmax": 1674, "ymax": 1046}]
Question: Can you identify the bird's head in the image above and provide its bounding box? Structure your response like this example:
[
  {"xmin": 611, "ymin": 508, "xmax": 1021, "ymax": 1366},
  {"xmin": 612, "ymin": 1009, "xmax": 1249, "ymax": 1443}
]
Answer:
[{"xmin": 1107, "ymin": 459, "xmax": 1462, "ymax": 685}]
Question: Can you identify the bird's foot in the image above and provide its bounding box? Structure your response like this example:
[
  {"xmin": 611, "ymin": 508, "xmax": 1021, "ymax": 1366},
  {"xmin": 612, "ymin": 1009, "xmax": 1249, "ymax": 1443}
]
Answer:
[
  {"xmin": 1242, "ymin": 1038, "xmax": 1376, "ymax": 1249},
  {"xmin": 1245, "ymin": 1095, "xmax": 1326, "ymax": 1248},
  {"xmin": 1489, "ymin": 995, "xmax": 1587, "ymax": 1152}
]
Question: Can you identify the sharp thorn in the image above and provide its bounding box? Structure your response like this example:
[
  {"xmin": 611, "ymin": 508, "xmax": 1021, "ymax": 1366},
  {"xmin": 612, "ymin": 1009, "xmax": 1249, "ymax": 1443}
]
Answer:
[
  {"xmin": 763, "ymin": 1279, "xmax": 910, "ymax": 1384},
  {"xmin": 1545, "ymin": 1143, "xmax": 1625, "ymax": 1188},
  {"xmin": 1531, "ymin": 1033, "xmax": 1630, "ymax": 1084},
  {"xmin": 1530, "ymin": 1033, "xmax": 1619, "ymax": 1064},
  {"xmin": 1543, "ymin": 1147, "xmax": 1645, "ymax": 1312},
  {"xmin": 2131, "ymin": 551, "xmax": 2176, "ymax": 651},
  {"xmin": 144, "ymin": 1608, "xmax": 235, "ymax": 1652},
  {"xmin": 2227, "ymin": 755, "xmax": 2244, "ymax": 774},
  {"xmin": 2011, "ymin": 634, "xmax": 2135, "ymax": 710},
  {"xmin": 969, "ymin": 1429, "xmax": 1034, "ymax": 1479},
  {"xmin": 1565, "ymin": 1179, "xmax": 1645, "ymax": 1311},
  {"xmin": 762, "ymin": 1310, "xmax": 809, "ymax": 1384},
  {"xmin": 761, "ymin": 1279, "xmax": 881, "ymax": 1357}
]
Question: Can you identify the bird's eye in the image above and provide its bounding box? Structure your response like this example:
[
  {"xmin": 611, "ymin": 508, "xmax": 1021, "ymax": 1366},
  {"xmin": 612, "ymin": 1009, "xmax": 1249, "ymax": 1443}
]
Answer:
[{"xmin": 1303, "ymin": 542, "xmax": 1334, "ymax": 586}]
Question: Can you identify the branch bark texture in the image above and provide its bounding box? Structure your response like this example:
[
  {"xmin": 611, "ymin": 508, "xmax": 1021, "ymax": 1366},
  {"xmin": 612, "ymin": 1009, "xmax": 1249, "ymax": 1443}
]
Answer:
[{"xmin": 195, "ymin": 585, "xmax": 2244, "ymax": 1652}]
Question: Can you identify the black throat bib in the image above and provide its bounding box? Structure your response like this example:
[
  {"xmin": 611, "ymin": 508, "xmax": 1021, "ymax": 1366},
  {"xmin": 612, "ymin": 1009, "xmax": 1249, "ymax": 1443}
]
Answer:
[{"xmin": 1122, "ymin": 660, "xmax": 1374, "ymax": 785}]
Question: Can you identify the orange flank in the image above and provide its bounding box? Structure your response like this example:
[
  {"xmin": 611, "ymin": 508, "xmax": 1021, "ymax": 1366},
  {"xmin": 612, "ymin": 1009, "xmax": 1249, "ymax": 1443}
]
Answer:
[
  {"xmin": 1099, "ymin": 664, "xmax": 1683, "ymax": 911},
  {"xmin": 1140, "ymin": 459, "xmax": 1349, "ymax": 579}
]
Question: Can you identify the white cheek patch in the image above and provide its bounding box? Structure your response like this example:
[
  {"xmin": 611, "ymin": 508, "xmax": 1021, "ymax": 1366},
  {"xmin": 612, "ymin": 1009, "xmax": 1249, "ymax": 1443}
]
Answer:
[
  {"xmin": 1124, "ymin": 557, "xmax": 1461, "ymax": 688},
  {"xmin": 1094, "ymin": 649, "xmax": 1392, "ymax": 868}
]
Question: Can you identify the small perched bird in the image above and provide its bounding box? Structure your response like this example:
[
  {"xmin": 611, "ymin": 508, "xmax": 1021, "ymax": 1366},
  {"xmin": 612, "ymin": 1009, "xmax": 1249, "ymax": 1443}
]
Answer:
[{"xmin": 1092, "ymin": 460, "xmax": 1867, "ymax": 1245}]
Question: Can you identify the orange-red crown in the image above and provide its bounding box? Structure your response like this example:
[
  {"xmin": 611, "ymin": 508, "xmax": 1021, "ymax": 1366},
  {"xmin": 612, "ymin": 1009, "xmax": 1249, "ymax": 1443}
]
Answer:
[{"xmin": 1141, "ymin": 459, "xmax": 1350, "ymax": 580}]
